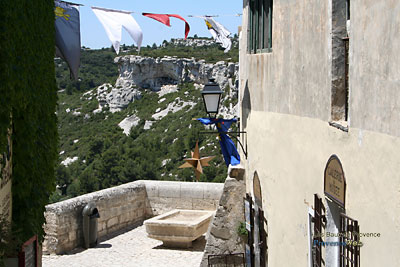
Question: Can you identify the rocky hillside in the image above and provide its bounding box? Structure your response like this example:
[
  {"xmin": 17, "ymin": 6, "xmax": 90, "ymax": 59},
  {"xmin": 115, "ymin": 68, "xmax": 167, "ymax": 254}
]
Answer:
[{"xmin": 52, "ymin": 41, "xmax": 239, "ymax": 203}]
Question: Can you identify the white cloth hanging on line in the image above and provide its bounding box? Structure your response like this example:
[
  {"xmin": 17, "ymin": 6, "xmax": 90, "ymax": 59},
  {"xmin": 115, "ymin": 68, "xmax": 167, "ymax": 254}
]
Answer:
[
  {"xmin": 92, "ymin": 6, "xmax": 143, "ymax": 54},
  {"xmin": 198, "ymin": 16, "xmax": 232, "ymax": 53}
]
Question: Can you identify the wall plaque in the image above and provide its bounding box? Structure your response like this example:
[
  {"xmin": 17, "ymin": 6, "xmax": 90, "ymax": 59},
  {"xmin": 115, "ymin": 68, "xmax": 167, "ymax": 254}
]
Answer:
[
  {"xmin": 253, "ymin": 171, "xmax": 262, "ymax": 206},
  {"xmin": 324, "ymin": 155, "xmax": 346, "ymax": 207}
]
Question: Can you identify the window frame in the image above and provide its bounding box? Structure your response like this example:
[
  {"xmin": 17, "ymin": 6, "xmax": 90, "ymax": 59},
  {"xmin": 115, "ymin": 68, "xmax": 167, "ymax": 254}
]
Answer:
[{"xmin": 248, "ymin": 0, "xmax": 273, "ymax": 54}]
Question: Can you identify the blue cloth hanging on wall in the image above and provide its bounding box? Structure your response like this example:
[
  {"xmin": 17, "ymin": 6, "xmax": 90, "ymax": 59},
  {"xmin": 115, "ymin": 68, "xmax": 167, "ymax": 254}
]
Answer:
[{"xmin": 197, "ymin": 118, "xmax": 240, "ymax": 166}]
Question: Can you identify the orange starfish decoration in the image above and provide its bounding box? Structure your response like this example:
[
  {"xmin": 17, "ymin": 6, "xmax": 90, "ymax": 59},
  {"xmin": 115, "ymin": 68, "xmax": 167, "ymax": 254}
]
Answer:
[{"xmin": 179, "ymin": 141, "xmax": 215, "ymax": 182}]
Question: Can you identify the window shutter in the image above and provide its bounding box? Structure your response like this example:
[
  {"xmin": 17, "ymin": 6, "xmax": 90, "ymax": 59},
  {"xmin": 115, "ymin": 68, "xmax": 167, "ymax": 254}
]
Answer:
[
  {"xmin": 259, "ymin": 208, "xmax": 267, "ymax": 267},
  {"xmin": 247, "ymin": 0, "xmax": 253, "ymax": 53},
  {"xmin": 340, "ymin": 213, "xmax": 361, "ymax": 267}
]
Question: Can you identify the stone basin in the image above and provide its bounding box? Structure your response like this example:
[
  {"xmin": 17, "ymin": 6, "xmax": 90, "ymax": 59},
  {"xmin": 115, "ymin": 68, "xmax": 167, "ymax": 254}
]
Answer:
[{"xmin": 144, "ymin": 209, "xmax": 214, "ymax": 248}]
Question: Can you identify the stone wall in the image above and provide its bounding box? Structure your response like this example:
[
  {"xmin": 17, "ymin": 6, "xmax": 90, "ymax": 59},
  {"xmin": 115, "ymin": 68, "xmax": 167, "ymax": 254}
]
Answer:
[
  {"xmin": 142, "ymin": 180, "xmax": 223, "ymax": 217},
  {"xmin": 200, "ymin": 166, "xmax": 246, "ymax": 267},
  {"xmin": 43, "ymin": 180, "xmax": 223, "ymax": 255},
  {"xmin": 43, "ymin": 181, "xmax": 146, "ymax": 254}
]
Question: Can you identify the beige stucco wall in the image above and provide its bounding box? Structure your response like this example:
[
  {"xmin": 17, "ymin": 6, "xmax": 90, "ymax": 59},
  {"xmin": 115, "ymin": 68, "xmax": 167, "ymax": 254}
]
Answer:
[
  {"xmin": 242, "ymin": 111, "xmax": 400, "ymax": 266},
  {"xmin": 241, "ymin": 0, "xmax": 400, "ymax": 137},
  {"xmin": 349, "ymin": 0, "xmax": 400, "ymax": 136},
  {"xmin": 240, "ymin": 0, "xmax": 400, "ymax": 266},
  {"xmin": 241, "ymin": 0, "xmax": 332, "ymax": 120}
]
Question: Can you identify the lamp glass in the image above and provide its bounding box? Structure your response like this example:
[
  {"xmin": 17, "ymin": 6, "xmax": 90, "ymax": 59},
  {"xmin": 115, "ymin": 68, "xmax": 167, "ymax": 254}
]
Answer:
[{"xmin": 203, "ymin": 94, "xmax": 220, "ymax": 114}]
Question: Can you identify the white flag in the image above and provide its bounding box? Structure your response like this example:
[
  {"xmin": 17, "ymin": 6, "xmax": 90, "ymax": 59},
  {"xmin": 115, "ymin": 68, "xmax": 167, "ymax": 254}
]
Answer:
[
  {"xmin": 92, "ymin": 7, "xmax": 143, "ymax": 54},
  {"xmin": 202, "ymin": 17, "xmax": 232, "ymax": 53}
]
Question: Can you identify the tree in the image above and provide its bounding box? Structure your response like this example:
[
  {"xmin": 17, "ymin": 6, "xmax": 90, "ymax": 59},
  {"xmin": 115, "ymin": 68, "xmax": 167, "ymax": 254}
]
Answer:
[
  {"xmin": 56, "ymin": 165, "xmax": 71, "ymax": 195},
  {"xmin": 67, "ymin": 179, "xmax": 81, "ymax": 197},
  {"xmin": 66, "ymin": 84, "xmax": 74, "ymax": 95}
]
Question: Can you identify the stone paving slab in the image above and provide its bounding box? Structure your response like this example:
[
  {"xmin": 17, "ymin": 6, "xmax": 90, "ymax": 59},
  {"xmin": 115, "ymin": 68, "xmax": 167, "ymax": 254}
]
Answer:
[{"xmin": 42, "ymin": 224, "xmax": 205, "ymax": 267}]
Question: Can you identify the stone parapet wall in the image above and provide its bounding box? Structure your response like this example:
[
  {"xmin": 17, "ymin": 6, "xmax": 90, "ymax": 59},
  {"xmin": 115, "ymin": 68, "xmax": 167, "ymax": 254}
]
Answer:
[
  {"xmin": 142, "ymin": 180, "xmax": 223, "ymax": 217},
  {"xmin": 43, "ymin": 180, "xmax": 223, "ymax": 255},
  {"xmin": 43, "ymin": 181, "xmax": 146, "ymax": 255}
]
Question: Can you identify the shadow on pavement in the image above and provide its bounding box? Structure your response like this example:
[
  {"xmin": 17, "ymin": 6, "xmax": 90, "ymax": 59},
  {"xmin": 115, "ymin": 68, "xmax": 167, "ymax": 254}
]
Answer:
[
  {"xmin": 61, "ymin": 221, "xmax": 143, "ymax": 255},
  {"xmin": 94, "ymin": 243, "xmax": 112, "ymax": 249},
  {"xmin": 152, "ymin": 235, "xmax": 206, "ymax": 252}
]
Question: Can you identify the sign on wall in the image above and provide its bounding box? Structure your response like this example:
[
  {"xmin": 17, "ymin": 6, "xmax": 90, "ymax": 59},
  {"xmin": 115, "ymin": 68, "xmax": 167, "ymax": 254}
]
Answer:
[
  {"xmin": 324, "ymin": 155, "xmax": 346, "ymax": 208},
  {"xmin": 0, "ymin": 130, "xmax": 12, "ymax": 222}
]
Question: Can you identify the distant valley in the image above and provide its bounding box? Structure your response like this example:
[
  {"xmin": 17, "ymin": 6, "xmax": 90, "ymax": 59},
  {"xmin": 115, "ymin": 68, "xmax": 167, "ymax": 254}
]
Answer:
[{"xmin": 51, "ymin": 37, "xmax": 239, "ymax": 203}]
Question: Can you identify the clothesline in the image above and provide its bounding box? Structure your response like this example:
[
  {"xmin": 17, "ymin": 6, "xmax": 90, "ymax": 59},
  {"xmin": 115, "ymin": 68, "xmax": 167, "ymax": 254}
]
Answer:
[
  {"xmin": 56, "ymin": 0, "xmax": 237, "ymax": 80},
  {"xmin": 91, "ymin": 6, "xmax": 133, "ymax": 14},
  {"xmin": 59, "ymin": 0, "xmax": 241, "ymax": 17},
  {"xmin": 60, "ymin": 0, "xmax": 83, "ymax": 6},
  {"xmin": 188, "ymin": 14, "xmax": 242, "ymax": 17}
]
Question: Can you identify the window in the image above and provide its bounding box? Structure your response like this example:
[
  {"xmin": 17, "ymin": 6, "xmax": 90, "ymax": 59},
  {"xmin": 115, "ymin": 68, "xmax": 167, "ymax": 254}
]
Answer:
[
  {"xmin": 330, "ymin": 0, "xmax": 349, "ymax": 124},
  {"xmin": 248, "ymin": 0, "xmax": 273, "ymax": 53}
]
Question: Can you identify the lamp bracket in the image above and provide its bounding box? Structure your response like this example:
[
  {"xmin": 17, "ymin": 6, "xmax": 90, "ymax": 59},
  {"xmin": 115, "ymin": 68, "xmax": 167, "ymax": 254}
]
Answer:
[{"xmin": 199, "ymin": 130, "xmax": 248, "ymax": 159}]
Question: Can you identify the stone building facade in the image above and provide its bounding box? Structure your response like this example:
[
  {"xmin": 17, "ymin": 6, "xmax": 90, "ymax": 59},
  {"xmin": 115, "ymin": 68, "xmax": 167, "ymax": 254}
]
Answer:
[{"xmin": 239, "ymin": 0, "xmax": 400, "ymax": 266}]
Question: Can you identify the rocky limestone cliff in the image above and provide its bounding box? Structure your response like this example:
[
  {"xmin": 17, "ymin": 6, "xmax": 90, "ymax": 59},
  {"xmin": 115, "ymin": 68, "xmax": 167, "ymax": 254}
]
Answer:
[
  {"xmin": 165, "ymin": 38, "xmax": 239, "ymax": 49},
  {"xmin": 92, "ymin": 56, "xmax": 239, "ymax": 114},
  {"xmin": 115, "ymin": 56, "xmax": 238, "ymax": 92}
]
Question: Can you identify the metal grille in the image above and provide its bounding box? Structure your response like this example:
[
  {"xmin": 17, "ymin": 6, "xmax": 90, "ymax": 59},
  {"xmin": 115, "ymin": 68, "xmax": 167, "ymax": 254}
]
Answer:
[
  {"xmin": 208, "ymin": 253, "xmax": 245, "ymax": 267},
  {"xmin": 340, "ymin": 213, "xmax": 360, "ymax": 267},
  {"xmin": 312, "ymin": 194, "xmax": 326, "ymax": 267}
]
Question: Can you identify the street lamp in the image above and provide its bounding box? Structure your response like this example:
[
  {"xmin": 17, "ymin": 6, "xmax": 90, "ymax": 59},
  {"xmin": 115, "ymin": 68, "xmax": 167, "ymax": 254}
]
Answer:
[
  {"xmin": 201, "ymin": 79, "xmax": 223, "ymax": 118},
  {"xmin": 198, "ymin": 78, "xmax": 248, "ymax": 159}
]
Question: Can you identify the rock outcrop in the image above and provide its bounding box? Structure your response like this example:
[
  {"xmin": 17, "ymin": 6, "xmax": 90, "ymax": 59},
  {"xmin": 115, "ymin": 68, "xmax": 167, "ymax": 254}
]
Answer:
[
  {"xmin": 164, "ymin": 38, "xmax": 239, "ymax": 49},
  {"xmin": 95, "ymin": 83, "xmax": 142, "ymax": 113},
  {"xmin": 86, "ymin": 56, "xmax": 239, "ymax": 114},
  {"xmin": 114, "ymin": 56, "xmax": 238, "ymax": 92}
]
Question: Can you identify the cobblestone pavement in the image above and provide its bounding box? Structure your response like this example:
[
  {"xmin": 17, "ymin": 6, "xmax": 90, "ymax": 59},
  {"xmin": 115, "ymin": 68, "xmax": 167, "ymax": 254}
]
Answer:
[{"xmin": 42, "ymin": 224, "xmax": 205, "ymax": 267}]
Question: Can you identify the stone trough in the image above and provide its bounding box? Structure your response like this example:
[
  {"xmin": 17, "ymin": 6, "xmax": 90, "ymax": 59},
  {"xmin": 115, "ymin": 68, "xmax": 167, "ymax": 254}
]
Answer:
[{"xmin": 144, "ymin": 209, "xmax": 214, "ymax": 248}]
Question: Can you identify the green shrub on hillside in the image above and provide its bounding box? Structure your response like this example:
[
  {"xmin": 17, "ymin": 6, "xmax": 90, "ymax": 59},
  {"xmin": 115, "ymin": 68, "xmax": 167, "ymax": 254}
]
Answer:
[{"xmin": 53, "ymin": 41, "xmax": 238, "ymax": 202}]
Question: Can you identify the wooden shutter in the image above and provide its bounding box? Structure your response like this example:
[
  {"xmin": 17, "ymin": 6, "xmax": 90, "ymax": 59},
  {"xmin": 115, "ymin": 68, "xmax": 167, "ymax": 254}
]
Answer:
[
  {"xmin": 259, "ymin": 208, "xmax": 267, "ymax": 267},
  {"xmin": 245, "ymin": 193, "xmax": 255, "ymax": 267},
  {"xmin": 313, "ymin": 194, "xmax": 326, "ymax": 267},
  {"xmin": 247, "ymin": 0, "xmax": 254, "ymax": 53},
  {"xmin": 340, "ymin": 213, "xmax": 360, "ymax": 267}
]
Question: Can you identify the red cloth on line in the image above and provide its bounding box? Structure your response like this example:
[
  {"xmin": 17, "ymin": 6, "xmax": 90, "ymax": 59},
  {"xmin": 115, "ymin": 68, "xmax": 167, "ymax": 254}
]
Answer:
[{"xmin": 142, "ymin": 13, "xmax": 190, "ymax": 39}]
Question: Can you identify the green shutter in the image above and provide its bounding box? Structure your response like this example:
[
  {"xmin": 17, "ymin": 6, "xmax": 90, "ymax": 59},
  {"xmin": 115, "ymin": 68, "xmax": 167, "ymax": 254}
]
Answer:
[{"xmin": 248, "ymin": 0, "xmax": 272, "ymax": 53}]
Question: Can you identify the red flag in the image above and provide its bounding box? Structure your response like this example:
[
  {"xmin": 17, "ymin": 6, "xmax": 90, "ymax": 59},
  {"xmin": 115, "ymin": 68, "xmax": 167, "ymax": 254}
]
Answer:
[{"xmin": 142, "ymin": 13, "xmax": 190, "ymax": 39}]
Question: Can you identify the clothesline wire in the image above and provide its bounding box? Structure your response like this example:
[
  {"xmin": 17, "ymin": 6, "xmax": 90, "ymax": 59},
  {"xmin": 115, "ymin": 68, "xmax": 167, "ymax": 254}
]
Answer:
[
  {"xmin": 92, "ymin": 6, "xmax": 133, "ymax": 14},
  {"xmin": 58, "ymin": 2, "xmax": 242, "ymax": 17},
  {"xmin": 188, "ymin": 14, "xmax": 242, "ymax": 17},
  {"xmin": 59, "ymin": 0, "xmax": 83, "ymax": 6}
]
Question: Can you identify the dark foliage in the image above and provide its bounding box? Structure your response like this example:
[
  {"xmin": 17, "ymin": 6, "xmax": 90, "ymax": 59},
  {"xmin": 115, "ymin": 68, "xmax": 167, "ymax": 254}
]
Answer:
[{"xmin": 0, "ymin": 0, "xmax": 58, "ymax": 244}]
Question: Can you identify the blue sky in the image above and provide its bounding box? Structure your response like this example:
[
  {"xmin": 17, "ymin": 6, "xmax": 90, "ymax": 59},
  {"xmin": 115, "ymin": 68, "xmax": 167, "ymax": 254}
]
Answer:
[{"xmin": 72, "ymin": 0, "xmax": 243, "ymax": 48}]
